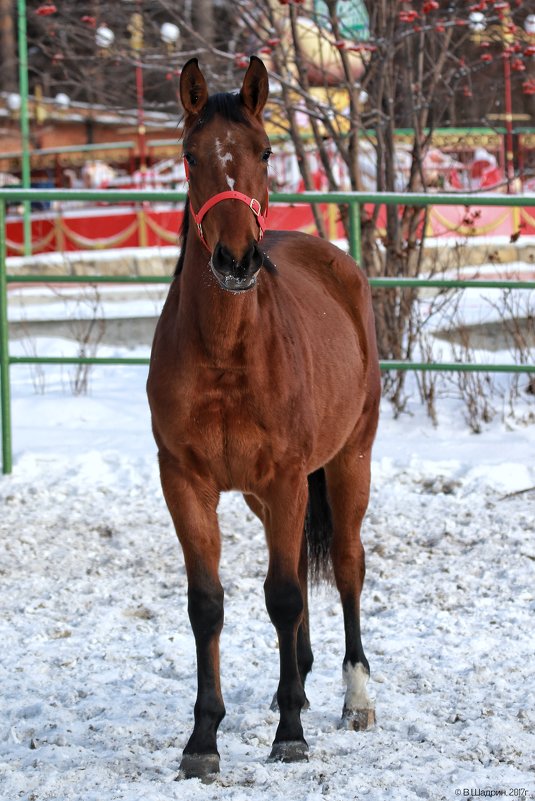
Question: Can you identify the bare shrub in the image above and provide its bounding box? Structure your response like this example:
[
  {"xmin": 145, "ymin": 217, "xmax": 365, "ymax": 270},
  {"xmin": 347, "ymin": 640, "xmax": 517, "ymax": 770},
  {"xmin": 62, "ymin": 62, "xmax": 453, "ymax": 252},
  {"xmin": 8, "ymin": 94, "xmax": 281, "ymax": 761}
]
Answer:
[
  {"xmin": 68, "ymin": 287, "xmax": 105, "ymax": 396},
  {"xmin": 49, "ymin": 285, "xmax": 105, "ymax": 397},
  {"xmin": 486, "ymin": 289, "xmax": 535, "ymax": 424},
  {"xmin": 448, "ymin": 326, "xmax": 496, "ymax": 434}
]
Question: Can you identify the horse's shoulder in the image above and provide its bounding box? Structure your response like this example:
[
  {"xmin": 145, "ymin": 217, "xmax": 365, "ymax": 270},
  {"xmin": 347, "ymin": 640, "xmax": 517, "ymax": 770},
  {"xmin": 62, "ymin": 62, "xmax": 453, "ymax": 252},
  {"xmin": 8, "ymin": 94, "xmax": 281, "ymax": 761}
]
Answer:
[{"xmin": 264, "ymin": 230, "xmax": 371, "ymax": 298}]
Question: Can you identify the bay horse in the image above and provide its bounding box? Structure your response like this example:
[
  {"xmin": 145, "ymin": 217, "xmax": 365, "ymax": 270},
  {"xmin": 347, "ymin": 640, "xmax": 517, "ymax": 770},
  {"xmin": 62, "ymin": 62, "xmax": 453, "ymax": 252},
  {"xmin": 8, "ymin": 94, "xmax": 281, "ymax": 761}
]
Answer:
[{"xmin": 147, "ymin": 56, "xmax": 381, "ymax": 780}]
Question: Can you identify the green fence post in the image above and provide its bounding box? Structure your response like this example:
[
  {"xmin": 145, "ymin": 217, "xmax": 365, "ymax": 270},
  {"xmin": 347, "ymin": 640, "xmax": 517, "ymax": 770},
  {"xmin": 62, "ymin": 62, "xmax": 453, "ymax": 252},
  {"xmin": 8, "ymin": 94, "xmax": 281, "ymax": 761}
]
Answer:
[
  {"xmin": 0, "ymin": 200, "xmax": 13, "ymax": 474},
  {"xmin": 348, "ymin": 198, "xmax": 362, "ymax": 264},
  {"xmin": 17, "ymin": 0, "xmax": 32, "ymax": 257}
]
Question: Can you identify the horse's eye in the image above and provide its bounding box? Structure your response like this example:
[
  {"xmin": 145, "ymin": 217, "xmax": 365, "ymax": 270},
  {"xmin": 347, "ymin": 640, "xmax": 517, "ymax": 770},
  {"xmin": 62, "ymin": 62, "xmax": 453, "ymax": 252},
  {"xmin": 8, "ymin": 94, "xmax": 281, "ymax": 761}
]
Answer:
[
  {"xmin": 262, "ymin": 148, "xmax": 272, "ymax": 163},
  {"xmin": 184, "ymin": 152, "xmax": 196, "ymax": 167}
]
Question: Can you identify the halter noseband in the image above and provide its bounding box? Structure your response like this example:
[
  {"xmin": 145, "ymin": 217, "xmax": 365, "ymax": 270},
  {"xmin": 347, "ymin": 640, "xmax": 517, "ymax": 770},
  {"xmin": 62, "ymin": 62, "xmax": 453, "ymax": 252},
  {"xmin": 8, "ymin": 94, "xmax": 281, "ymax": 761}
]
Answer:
[{"xmin": 184, "ymin": 157, "xmax": 268, "ymax": 252}]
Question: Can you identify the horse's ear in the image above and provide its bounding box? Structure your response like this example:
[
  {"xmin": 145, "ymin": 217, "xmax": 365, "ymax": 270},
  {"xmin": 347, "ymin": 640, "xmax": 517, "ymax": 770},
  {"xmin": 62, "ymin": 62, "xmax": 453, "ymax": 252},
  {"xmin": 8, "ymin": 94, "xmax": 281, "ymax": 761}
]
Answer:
[
  {"xmin": 180, "ymin": 58, "xmax": 209, "ymax": 118},
  {"xmin": 240, "ymin": 56, "xmax": 269, "ymax": 120}
]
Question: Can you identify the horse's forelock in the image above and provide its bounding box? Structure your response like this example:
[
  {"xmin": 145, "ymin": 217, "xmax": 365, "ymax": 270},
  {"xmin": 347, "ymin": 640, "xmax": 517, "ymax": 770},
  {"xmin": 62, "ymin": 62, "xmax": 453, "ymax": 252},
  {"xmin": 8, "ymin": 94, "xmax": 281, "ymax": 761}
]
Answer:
[{"xmin": 185, "ymin": 92, "xmax": 253, "ymax": 130}]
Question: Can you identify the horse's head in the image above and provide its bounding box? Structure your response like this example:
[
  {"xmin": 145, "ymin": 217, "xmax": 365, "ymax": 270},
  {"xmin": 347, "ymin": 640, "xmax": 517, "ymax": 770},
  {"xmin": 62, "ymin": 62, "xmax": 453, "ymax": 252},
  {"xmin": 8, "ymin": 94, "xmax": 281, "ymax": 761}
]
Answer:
[{"xmin": 180, "ymin": 57, "xmax": 272, "ymax": 293}]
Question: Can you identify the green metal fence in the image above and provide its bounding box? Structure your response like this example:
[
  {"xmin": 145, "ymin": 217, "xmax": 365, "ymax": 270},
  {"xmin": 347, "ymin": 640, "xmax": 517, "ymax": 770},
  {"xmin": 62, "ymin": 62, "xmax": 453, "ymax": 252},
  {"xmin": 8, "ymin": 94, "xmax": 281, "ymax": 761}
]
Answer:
[{"xmin": 1, "ymin": 188, "xmax": 535, "ymax": 474}]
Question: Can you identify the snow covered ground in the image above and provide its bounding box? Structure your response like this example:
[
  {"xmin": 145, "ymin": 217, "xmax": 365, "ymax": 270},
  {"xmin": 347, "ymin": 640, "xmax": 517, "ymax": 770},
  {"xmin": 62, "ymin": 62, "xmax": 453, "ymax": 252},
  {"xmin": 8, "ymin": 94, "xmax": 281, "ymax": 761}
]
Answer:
[{"xmin": 1, "ymin": 316, "xmax": 535, "ymax": 799}]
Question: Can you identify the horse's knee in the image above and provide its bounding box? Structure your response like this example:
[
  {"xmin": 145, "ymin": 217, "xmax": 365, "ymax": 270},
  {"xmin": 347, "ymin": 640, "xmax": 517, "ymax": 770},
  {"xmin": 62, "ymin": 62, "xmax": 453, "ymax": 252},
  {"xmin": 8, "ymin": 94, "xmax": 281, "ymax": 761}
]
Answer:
[
  {"xmin": 188, "ymin": 582, "xmax": 224, "ymax": 638},
  {"xmin": 264, "ymin": 578, "xmax": 303, "ymax": 631}
]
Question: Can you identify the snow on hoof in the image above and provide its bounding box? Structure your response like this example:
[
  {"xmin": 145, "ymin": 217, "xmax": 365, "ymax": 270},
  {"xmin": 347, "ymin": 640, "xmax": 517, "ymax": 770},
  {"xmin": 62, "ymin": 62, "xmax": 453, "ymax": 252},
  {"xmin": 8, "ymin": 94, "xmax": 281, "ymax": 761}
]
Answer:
[
  {"xmin": 178, "ymin": 753, "xmax": 220, "ymax": 782},
  {"xmin": 268, "ymin": 740, "xmax": 309, "ymax": 763},
  {"xmin": 339, "ymin": 707, "xmax": 376, "ymax": 731}
]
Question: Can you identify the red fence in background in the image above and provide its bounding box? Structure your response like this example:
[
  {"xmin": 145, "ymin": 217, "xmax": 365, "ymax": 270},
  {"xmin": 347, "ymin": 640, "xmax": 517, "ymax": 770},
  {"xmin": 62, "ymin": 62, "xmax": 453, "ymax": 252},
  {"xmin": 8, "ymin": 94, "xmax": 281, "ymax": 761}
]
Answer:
[{"xmin": 4, "ymin": 200, "xmax": 535, "ymax": 258}]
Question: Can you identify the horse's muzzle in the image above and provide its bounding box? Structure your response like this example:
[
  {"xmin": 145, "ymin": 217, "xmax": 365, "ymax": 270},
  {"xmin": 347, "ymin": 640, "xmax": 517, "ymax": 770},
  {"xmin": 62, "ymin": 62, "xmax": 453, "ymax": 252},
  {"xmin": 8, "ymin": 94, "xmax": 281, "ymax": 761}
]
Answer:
[{"xmin": 210, "ymin": 241, "xmax": 263, "ymax": 293}]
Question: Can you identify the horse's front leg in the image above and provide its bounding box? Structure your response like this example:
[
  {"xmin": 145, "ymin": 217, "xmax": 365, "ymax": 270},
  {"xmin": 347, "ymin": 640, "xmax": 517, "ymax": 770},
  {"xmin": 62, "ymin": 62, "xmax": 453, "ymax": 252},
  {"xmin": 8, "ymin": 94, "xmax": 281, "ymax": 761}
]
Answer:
[
  {"xmin": 263, "ymin": 472, "xmax": 309, "ymax": 763},
  {"xmin": 159, "ymin": 456, "xmax": 225, "ymax": 780}
]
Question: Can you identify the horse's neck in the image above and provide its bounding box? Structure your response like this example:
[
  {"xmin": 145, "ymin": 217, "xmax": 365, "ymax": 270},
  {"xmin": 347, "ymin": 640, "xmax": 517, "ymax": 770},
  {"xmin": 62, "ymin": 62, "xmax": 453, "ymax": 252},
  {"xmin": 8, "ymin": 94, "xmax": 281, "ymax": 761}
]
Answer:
[{"xmin": 179, "ymin": 239, "xmax": 259, "ymax": 363}]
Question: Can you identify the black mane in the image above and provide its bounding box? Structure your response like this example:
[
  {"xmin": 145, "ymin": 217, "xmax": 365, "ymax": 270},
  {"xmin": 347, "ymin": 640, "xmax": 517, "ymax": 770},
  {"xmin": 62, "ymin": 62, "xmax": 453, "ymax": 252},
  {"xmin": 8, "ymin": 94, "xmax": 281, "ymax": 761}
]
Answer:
[{"xmin": 174, "ymin": 198, "xmax": 190, "ymax": 276}]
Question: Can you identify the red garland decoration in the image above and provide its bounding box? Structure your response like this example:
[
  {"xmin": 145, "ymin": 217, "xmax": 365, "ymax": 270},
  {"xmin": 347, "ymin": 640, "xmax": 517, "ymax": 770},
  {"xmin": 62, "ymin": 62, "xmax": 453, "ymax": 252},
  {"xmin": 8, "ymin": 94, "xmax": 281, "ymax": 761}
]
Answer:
[
  {"xmin": 511, "ymin": 58, "xmax": 526, "ymax": 71},
  {"xmin": 399, "ymin": 10, "xmax": 419, "ymax": 23},
  {"xmin": 35, "ymin": 4, "xmax": 57, "ymax": 15}
]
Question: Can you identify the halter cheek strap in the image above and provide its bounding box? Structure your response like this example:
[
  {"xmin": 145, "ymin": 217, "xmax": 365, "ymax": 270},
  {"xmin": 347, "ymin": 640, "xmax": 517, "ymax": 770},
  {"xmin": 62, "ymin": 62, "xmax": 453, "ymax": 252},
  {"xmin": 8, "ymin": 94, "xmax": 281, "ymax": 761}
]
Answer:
[{"xmin": 184, "ymin": 157, "xmax": 268, "ymax": 252}]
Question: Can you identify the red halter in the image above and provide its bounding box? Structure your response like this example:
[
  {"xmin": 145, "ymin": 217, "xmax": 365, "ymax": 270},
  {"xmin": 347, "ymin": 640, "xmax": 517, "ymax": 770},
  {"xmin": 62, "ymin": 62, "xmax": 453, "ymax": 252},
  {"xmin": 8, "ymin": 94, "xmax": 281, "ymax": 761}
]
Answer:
[{"xmin": 184, "ymin": 157, "xmax": 268, "ymax": 252}]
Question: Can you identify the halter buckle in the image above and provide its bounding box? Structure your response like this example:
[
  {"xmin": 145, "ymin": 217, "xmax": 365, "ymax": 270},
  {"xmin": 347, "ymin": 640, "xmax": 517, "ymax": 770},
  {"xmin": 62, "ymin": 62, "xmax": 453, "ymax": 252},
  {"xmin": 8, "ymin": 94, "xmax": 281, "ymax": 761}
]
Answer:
[{"xmin": 249, "ymin": 198, "xmax": 261, "ymax": 217}]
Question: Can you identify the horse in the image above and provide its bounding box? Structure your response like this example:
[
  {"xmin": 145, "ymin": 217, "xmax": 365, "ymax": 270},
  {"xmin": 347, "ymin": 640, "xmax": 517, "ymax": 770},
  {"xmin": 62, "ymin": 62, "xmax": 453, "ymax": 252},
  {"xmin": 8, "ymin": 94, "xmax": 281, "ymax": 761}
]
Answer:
[{"xmin": 146, "ymin": 56, "xmax": 381, "ymax": 780}]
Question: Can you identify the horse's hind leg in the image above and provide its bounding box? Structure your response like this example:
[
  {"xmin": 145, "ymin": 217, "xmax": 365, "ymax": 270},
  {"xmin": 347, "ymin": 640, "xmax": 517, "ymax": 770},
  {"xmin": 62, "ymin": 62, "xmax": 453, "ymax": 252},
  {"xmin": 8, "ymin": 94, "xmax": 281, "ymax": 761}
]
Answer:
[
  {"xmin": 325, "ymin": 442, "xmax": 376, "ymax": 731},
  {"xmin": 262, "ymin": 472, "xmax": 310, "ymax": 762},
  {"xmin": 297, "ymin": 534, "xmax": 313, "ymax": 701},
  {"xmin": 159, "ymin": 454, "xmax": 225, "ymax": 780},
  {"xmin": 270, "ymin": 536, "xmax": 313, "ymax": 711},
  {"xmin": 244, "ymin": 494, "xmax": 313, "ymax": 713}
]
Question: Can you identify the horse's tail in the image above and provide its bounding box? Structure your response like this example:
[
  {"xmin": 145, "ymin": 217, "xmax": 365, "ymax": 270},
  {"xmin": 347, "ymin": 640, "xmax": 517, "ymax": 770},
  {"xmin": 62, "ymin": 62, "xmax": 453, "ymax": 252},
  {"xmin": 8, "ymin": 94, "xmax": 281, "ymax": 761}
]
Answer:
[{"xmin": 305, "ymin": 468, "xmax": 334, "ymax": 583}]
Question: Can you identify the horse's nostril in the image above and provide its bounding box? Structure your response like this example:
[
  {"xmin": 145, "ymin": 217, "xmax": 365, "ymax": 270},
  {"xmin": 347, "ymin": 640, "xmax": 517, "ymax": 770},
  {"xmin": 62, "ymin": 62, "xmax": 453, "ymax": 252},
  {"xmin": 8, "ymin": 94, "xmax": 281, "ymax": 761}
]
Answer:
[
  {"xmin": 212, "ymin": 243, "xmax": 235, "ymax": 277},
  {"xmin": 211, "ymin": 242, "xmax": 262, "ymax": 280}
]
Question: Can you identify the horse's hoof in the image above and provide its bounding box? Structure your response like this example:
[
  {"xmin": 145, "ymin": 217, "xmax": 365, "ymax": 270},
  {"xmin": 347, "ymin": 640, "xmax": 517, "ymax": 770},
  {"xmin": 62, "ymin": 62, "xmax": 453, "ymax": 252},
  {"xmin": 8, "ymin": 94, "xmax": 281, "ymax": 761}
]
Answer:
[
  {"xmin": 340, "ymin": 707, "xmax": 376, "ymax": 731},
  {"xmin": 178, "ymin": 753, "xmax": 220, "ymax": 782},
  {"xmin": 268, "ymin": 740, "xmax": 309, "ymax": 763}
]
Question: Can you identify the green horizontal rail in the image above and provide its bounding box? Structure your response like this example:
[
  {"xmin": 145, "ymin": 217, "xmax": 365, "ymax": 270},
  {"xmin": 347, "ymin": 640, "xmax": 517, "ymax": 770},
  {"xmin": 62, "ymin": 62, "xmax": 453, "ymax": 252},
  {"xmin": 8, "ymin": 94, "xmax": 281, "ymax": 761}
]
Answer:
[
  {"xmin": 8, "ymin": 356, "xmax": 534, "ymax": 373},
  {"xmin": 0, "ymin": 138, "xmax": 186, "ymax": 162},
  {"xmin": 368, "ymin": 278, "xmax": 535, "ymax": 290},
  {"xmin": 6, "ymin": 274, "xmax": 172, "ymax": 284},
  {"xmin": 10, "ymin": 356, "xmax": 150, "ymax": 366},
  {"xmin": 380, "ymin": 361, "xmax": 534, "ymax": 374},
  {"xmin": 0, "ymin": 141, "xmax": 136, "ymax": 161},
  {"xmin": 1, "ymin": 187, "xmax": 535, "ymax": 206},
  {"xmin": 5, "ymin": 274, "xmax": 535, "ymax": 291},
  {"xmin": 2, "ymin": 188, "xmax": 535, "ymax": 205}
]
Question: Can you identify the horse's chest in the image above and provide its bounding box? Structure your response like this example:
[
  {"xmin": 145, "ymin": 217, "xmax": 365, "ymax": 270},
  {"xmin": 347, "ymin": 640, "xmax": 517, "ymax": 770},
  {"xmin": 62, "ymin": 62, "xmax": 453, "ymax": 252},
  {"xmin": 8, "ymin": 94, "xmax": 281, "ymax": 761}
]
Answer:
[
  {"xmin": 192, "ymin": 368, "xmax": 250, "ymax": 427},
  {"xmin": 179, "ymin": 367, "xmax": 274, "ymax": 484}
]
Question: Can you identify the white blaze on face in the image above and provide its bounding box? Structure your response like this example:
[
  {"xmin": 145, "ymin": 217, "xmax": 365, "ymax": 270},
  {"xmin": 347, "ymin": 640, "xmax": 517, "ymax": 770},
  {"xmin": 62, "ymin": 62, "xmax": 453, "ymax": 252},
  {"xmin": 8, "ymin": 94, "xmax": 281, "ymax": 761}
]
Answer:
[
  {"xmin": 343, "ymin": 662, "xmax": 374, "ymax": 710},
  {"xmin": 215, "ymin": 136, "xmax": 235, "ymax": 190}
]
